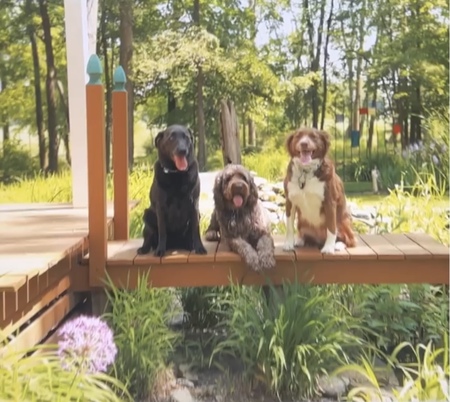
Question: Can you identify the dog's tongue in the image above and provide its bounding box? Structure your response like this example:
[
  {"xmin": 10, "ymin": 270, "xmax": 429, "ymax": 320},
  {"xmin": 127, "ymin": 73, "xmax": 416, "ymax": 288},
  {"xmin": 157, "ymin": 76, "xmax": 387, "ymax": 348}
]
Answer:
[
  {"xmin": 173, "ymin": 155, "xmax": 188, "ymax": 171},
  {"xmin": 233, "ymin": 195, "xmax": 243, "ymax": 208},
  {"xmin": 300, "ymin": 151, "xmax": 312, "ymax": 165}
]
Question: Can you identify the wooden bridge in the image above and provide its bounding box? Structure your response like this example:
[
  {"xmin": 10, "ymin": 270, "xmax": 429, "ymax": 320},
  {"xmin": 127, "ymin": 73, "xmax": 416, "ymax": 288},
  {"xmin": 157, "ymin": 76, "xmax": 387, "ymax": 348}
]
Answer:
[{"xmin": 0, "ymin": 55, "xmax": 448, "ymax": 351}]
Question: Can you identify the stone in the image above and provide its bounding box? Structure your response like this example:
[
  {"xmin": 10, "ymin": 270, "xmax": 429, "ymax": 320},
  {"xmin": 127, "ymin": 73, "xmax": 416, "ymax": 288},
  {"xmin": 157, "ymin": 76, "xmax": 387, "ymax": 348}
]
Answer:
[
  {"xmin": 272, "ymin": 181, "xmax": 284, "ymax": 194},
  {"xmin": 170, "ymin": 388, "xmax": 195, "ymax": 402},
  {"xmin": 261, "ymin": 201, "xmax": 279, "ymax": 212},
  {"xmin": 176, "ymin": 378, "xmax": 195, "ymax": 389},
  {"xmin": 253, "ymin": 176, "xmax": 268, "ymax": 188},
  {"xmin": 178, "ymin": 363, "xmax": 199, "ymax": 383},
  {"xmin": 317, "ymin": 375, "xmax": 349, "ymax": 397}
]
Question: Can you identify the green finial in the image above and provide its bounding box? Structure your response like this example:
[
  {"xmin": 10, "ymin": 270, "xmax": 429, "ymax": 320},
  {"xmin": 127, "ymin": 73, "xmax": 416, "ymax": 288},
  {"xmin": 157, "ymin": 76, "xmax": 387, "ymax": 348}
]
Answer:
[
  {"xmin": 113, "ymin": 66, "xmax": 127, "ymax": 91},
  {"xmin": 86, "ymin": 54, "xmax": 103, "ymax": 85}
]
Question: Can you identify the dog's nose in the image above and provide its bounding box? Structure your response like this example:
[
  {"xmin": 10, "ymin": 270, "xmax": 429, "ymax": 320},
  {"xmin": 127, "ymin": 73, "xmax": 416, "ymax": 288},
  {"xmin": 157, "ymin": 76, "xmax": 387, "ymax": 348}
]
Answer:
[
  {"xmin": 176, "ymin": 148, "xmax": 188, "ymax": 157},
  {"xmin": 233, "ymin": 182, "xmax": 244, "ymax": 189}
]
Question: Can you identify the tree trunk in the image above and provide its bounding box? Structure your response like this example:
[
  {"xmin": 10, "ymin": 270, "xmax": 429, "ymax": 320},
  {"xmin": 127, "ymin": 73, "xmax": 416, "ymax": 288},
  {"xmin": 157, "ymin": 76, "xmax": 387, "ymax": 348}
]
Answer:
[
  {"xmin": 119, "ymin": 0, "xmax": 134, "ymax": 170},
  {"xmin": 320, "ymin": 0, "xmax": 334, "ymax": 130},
  {"xmin": 167, "ymin": 88, "xmax": 177, "ymax": 125},
  {"xmin": 352, "ymin": 0, "xmax": 366, "ymax": 135},
  {"xmin": 1, "ymin": 77, "xmax": 9, "ymax": 142},
  {"xmin": 193, "ymin": 0, "xmax": 206, "ymax": 170},
  {"xmin": 56, "ymin": 80, "xmax": 71, "ymax": 165},
  {"xmin": 101, "ymin": 6, "xmax": 111, "ymax": 173},
  {"xmin": 219, "ymin": 100, "xmax": 241, "ymax": 165},
  {"xmin": 27, "ymin": 0, "xmax": 46, "ymax": 170},
  {"xmin": 38, "ymin": 0, "xmax": 59, "ymax": 173},
  {"xmin": 304, "ymin": 0, "xmax": 326, "ymax": 128},
  {"xmin": 367, "ymin": 87, "xmax": 377, "ymax": 155},
  {"xmin": 248, "ymin": 118, "xmax": 256, "ymax": 146}
]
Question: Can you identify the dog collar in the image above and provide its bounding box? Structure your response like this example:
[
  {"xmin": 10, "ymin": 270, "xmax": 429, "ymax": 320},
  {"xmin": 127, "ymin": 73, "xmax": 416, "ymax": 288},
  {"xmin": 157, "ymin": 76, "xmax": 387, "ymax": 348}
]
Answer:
[{"xmin": 159, "ymin": 161, "xmax": 181, "ymax": 174}]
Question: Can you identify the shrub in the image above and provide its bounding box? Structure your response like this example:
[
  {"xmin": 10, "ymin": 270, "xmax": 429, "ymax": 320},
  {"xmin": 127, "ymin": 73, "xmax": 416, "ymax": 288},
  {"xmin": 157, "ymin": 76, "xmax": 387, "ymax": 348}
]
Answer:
[
  {"xmin": 355, "ymin": 284, "xmax": 449, "ymax": 352},
  {"xmin": 0, "ymin": 139, "xmax": 38, "ymax": 182},
  {"xmin": 0, "ymin": 332, "xmax": 130, "ymax": 401},
  {"xmin": 102, "ymin": 273, "xmax": 180, "ymax": 401},
  {"xmin": 211, "ymin": 282, "xmax": 365, "ymax": 400}
]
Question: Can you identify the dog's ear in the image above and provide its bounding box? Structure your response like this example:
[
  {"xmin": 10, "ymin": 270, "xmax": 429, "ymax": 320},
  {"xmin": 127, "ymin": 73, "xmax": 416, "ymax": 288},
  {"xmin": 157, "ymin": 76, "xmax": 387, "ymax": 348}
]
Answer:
[
  {"xmin": 318, "ymin": 129, "xmax": 330, "ymax": 156},
  {"xmin": 155, "ymin": 130, "xmax": 165, "ymax": 148},
  {"xmin": 285, "ymin": 132, "xmax": 296, "ymax": 156},
  {"xmin": 245, "ymin": 169, "xmax": 259, "ymax": 208},
  {"xmin": 212, "ymin": 170, "xmax": 225, "ymax": 211}
]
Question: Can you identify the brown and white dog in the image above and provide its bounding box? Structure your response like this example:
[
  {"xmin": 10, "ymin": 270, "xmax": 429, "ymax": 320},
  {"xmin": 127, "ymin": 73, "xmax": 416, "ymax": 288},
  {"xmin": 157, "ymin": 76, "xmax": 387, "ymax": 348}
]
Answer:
[{"xmin": 282, "ymin": 128, "xmax": 356, "ymax": 254}]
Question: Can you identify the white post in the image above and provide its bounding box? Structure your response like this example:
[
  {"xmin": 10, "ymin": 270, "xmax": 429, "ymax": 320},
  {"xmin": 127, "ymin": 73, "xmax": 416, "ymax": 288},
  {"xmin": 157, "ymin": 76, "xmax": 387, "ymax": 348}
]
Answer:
[{"xmin": 64, "ymin": 0, "xmax": 90, "ymax": 207}]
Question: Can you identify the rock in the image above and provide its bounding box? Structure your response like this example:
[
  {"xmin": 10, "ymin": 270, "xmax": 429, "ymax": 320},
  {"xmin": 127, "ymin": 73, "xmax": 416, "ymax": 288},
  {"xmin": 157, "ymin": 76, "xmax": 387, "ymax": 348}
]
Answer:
[
  {"xmin": 261, "ymin": 201, "xmax": 279, "ymax": 213},
  {"xmin": 351, "ymin": 388, "xmax": 396, "ymax": 402},
  {"xmin": 317, "ymin": 375, "xmax": 349, "ymax": 398},
  {"xmin": 178, "ymin": 363, "xmax": 199, "ymax": 383},
  {"xmin": 254, "ymin": 176, "xmax": 268, "ymax": 188},
  {"xmin": 272, "ymin": 181, "xmax": 284, "ymax": 194},
  {"xmin": 170, "ymin": 388, "xmax": 195, "ymax": 402},
  {"xmin": 259, "ymin": 190, "xmax": 277, "ymax": 201},
  {"xmin": 176, "ymin": 378, "xmax": 195, "ymax": 389}
]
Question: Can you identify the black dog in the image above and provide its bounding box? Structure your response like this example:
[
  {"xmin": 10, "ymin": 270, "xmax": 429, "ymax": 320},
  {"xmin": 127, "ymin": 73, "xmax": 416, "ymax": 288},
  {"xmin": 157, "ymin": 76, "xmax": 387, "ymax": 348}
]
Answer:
[{"xmin": 137, "ymin": 124, "xmax": 207, "ymax": 257}]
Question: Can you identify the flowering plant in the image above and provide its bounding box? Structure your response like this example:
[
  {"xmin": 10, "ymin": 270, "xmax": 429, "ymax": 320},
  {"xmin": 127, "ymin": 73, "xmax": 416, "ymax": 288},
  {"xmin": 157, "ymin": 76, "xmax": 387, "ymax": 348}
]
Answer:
[{"xmin": 58, "ymin": 315, "xmax": 117, "ymax": 374}]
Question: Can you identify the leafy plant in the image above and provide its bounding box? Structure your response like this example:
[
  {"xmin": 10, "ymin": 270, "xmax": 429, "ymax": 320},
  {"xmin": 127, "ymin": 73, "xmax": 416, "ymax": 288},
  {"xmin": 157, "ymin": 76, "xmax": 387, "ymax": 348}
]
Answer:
[
  {"xmin": 335, "ymin": 334, "xmax": 449, "ymax": 402},
  {"xmin": 211, "ymin": 281, "xmax": 365, "ymax": 400},
  {"xmin": 102, "ymin": 272, "xmax": 181, "ymax": 401},
  {"xmin": 0, "ymin": 332, "xmax": 130, "ymax": 402},
  {"xmin": 355, "ymin": 285, "xmax": 449, "ymax": 352}
]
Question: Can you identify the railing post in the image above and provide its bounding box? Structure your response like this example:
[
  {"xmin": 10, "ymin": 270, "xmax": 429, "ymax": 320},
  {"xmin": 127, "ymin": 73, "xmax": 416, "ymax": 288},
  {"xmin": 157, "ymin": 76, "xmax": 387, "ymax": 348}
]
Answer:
[
  {"xmin": 86, "ymin": 54, "xmax": 107, "ymax": 287},
  {"xmin": 112, "ymin": 66, "xmax": 129, "ymax": 240}
]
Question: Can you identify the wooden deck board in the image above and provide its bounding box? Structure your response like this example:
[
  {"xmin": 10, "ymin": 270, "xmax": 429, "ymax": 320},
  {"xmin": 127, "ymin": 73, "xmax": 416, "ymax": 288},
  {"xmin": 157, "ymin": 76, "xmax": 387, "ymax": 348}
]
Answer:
[
  {"xmin": 382, "ymin": 234, "xmax": 432, "ymax": 259},
  {"xmin": 346, "ymin": 235, "xmax": 378, "ymax": 260},
  {"xmin": 405, "ymin": 233, "xmax": 449, "ymax": 259},
  {"xmin": 359, "ymin": 234, "xmax": 405, "ymax": 259},
  {"xmin": 0, "ymin": 203, "xmax": 117, "ymax": 292}
]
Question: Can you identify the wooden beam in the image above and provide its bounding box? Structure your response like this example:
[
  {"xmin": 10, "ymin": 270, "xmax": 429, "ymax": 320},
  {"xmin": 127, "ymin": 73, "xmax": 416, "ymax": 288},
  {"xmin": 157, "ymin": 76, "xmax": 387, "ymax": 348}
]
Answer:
[
  {"xmin": 86, "ymin": 55, "xmax": 107, "ymax": 287},
  {"xmin": 112, "ymin": 66, "xmax": 129, "ymax": 241},
  {"xmin": 2, "ymin": 293, "xmax": 81, "ymax": 359}
]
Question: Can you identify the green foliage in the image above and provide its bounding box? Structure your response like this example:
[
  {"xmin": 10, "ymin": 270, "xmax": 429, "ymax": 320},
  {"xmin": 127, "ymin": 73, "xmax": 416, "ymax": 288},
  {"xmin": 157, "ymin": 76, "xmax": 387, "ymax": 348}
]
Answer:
[
  {"xmin": 335, "ymin": 335, "xmax": 450, "ymax": 402},
  {"xmin": 211, "ymin": 282, "xmax": 364, "ymax": 399},
  {"xmin": 355, "ymin": 285, "xmax": 449, "ymax": 350},
  {"xmin": 0, "ymin": 336, "xmax": 130, "ymax": 402},
  {"xmin": 243, "ymin": 146, "xmax": 288, "ymax": 182},
  {"xmin": 103, "ymin": 273, "xmax": 180, "ymax": 400},
  {"xmin": 0, "ymin": 139, "xmax": 39, "ymax": 182}
]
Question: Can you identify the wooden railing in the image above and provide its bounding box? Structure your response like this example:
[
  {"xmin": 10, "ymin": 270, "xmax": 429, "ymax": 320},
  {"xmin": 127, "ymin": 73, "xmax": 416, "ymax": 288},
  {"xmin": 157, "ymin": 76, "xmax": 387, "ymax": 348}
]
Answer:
[{"xmin": 86, "ymin": 54, "xmax": 130, "ymax": 287}]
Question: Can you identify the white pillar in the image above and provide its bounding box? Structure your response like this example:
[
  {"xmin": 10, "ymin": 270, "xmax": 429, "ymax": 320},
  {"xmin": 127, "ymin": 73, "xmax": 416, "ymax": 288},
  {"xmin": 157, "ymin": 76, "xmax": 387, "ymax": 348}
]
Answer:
[{"xmin": 64, "ymin": 0, "xmax": 90, "ymax": 207}]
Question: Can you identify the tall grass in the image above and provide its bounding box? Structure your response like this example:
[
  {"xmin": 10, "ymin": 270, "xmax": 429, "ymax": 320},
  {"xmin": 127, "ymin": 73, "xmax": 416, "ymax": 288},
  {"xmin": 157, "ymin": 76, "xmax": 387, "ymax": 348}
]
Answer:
[{"xmin": 210, "ymin": 282, "xmax": 365, "ymax": 400}]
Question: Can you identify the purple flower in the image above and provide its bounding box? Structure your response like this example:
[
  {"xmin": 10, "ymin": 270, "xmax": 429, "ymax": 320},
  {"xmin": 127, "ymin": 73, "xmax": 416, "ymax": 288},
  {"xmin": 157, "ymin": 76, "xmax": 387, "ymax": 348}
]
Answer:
[{"xmin": 57, "ymin": 315, "xmax": 117, "ymax": 374}]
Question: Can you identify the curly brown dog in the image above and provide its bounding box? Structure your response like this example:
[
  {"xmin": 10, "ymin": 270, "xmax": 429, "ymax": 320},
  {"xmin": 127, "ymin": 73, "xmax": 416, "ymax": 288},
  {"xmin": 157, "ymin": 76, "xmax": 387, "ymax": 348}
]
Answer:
[{"xmin": 205, "ymin": 164, "xmax": 276, "ymax": 272}]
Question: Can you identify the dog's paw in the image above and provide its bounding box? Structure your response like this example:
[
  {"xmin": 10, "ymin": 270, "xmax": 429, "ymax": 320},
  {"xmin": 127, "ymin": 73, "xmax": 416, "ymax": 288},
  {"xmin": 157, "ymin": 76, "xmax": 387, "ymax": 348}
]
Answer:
[
  {"xmin": 294, "ymin": 237, "xmax": 305, "ymax": 248},
  {"xmin": 334, "ymin": 241, "xmax": 347, "ymax": 251},
  {"xmin": 245, "ymin": 253, "xmax": 262, "ymax": 272},
  {"xmin": 259, "ymin": 253, "xmax": 276, "ymax": 270},
  {"xmin": 283, "ymin": 239, "xmax": 295, "ymax": 251},
  {"xmin": 320, "ymin": 243, "xmax": 335, "ymax": 254},
  {"xmin": 194, "ymin": 244, "xmax": 207, "ymax": 255},
  {"xmin": 205, "ymin": 230, "xmax": 220, "ymax": 242},
  {"xmin": 153, "ymin": 246, "xmax": 166, "ymax": 257},
  {"xmin": 137, "ymin": 246, "xmax": 150, "ymax": 255}
]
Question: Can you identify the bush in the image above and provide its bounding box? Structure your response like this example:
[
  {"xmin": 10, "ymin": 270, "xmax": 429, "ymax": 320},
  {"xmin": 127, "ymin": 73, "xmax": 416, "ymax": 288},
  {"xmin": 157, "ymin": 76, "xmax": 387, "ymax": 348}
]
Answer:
[
  {"xmin": 0, "ymin": 139, "xmax": 38, "ymax": 182},
  {"xmin": 211, "ymin": 282, "xmax": 365, "ymax": 400},
  {"xmin": 102, "ymin": 273, "xmax": 180, "ymax": 401}
]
